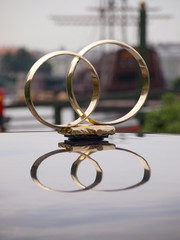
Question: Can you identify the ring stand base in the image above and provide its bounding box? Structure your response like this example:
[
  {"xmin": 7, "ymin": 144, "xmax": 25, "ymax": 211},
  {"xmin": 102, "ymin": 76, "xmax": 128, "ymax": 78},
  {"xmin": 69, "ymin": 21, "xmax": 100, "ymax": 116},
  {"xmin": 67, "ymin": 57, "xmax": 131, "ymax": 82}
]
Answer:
[
  {"xmin": 58, "ymin": 125, "xmax": 115, "ymax": 140},
  {"xmin": 58, "ymin": 140, "xmax": 116, "ymax": 152}
]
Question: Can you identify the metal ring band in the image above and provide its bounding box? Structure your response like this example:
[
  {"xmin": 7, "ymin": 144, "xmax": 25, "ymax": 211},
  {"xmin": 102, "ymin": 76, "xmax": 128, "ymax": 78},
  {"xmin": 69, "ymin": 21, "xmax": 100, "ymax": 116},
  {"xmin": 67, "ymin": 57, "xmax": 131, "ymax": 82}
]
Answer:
[
  {"xmin": 71, "ymin": 150, "xmax": 101, "ymax": 187},
  {"xmin": 67, "ymin": 40, "xmax": 150, "ymax": 125},
  {"xmin": 30, "ymin": 149, "xmax": 103, "ymax": 193},
  {"xmin": 24, "ymin": 51, "xmax": 100, "ymax": 130},
  {"xmin": 71, "ymin": 147, "xmax": 151, "ymax": 192}
]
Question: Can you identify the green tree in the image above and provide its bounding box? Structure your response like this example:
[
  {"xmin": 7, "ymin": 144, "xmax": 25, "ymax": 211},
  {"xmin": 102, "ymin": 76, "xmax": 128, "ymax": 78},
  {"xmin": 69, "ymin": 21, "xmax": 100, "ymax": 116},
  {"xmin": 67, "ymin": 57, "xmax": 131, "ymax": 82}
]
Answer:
[
  {"xmin": 13, "ymin": 48, "xmax": 35, "ymax": 72},
  {"xmin": 173, "ymin": 77, "xmax": 180, "ymax": 91},
  {"xmin": 143, "ymin": 93, "xmax": 180, "ymax": 133},
  {"xmin": 1, "ymin": 53, "xmax": 14, "ymax": 72},
  {"xmin": 38, "ymin": 61, "xmax": 52, "ymax": 73},
  {"xmin": 1, "ymin": 48, "xmax": 34, "ymax": 72},
  {"xmin": 1, "ymin": 48, "xmax": 51, "ymax": 73}
]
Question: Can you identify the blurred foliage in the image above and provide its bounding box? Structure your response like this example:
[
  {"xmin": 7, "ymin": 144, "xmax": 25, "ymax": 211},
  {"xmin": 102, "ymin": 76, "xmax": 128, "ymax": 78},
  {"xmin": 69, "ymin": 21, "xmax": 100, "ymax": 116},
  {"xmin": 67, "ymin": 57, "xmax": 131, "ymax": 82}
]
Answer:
[
  {"xmin": 143, "ymin": 93, "xmax": 180, "ymax": 133},
  {"xmin": 1, "ymin": 48, "xmax": 51, "ymax": 73},
  {"xmin": 173, "ymin": 77, "xmax": 180, "ymax": 91}
]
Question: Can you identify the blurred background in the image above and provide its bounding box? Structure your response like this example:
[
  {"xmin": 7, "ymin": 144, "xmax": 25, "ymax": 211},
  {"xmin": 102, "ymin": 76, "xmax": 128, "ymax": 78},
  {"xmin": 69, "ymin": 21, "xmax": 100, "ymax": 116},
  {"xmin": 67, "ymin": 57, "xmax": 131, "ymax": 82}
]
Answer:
[{"xmin": 0, "ymin": 0, "xmax": 180, "ymax": 133}]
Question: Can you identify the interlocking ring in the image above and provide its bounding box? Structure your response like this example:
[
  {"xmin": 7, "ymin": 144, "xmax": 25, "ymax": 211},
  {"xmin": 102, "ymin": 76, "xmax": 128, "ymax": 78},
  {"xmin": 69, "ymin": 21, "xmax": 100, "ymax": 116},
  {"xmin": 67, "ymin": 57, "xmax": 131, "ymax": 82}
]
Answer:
[
  {"xmin": 25, "ymin": 51, "xmax": 100, "ymax": 130},
  {"xmin": 24, "ymin": 40, "xmax": 150, "ymax": 130},
  {"xmin": 30, "ymin": 145, "xmax": 151, "ymax": 193},
  {"xmin": 68, "ymin": 40, "xmax": 150, "ymax": 125},
  {"xmin": 30, "ymin": 149, "xmax": 103, "ymax": 193},
  {"xmin": 71, "ymin": 147, "xmax": 151, "ymax": 192}
]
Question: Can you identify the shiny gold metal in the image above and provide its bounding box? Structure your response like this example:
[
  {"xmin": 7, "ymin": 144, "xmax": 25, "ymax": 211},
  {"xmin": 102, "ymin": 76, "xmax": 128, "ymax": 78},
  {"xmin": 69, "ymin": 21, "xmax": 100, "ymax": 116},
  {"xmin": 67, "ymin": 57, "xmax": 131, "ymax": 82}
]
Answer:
[
  {"xmin": 68, "ymin": 39, "xmax": 150, "ymax": 125},
  {"xmin": 71, "ymin": 147, "xmax": 151, "ymax": 192},
  {"xmin": 25, "ymin": 40, "xmax": 150, "ymax": 137},
  {"xmin": 58, "ymin": 141, "xmax": 116, "ymax": 152},
  {"xmin": 58, "ymin": 125, "xmax": 115, "ymax": 136},
  {"xmin": 31, "ymin": 149, "xmax": 103, "ymax": 193},
  {"xmin": 24, "ymin": 51, "xmax": 100, "ymax": 130},
  {"xmin": 30, "ymin": 141, "xmax": 151, "ymax": 193}
]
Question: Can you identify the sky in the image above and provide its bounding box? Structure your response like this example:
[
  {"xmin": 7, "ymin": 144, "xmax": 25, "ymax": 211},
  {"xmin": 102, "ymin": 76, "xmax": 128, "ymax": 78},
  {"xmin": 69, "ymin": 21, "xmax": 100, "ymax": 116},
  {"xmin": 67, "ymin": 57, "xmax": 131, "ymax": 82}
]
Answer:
[{"xmin": 0, "ymin": 0, "xmax": 180, "ymax": 53}]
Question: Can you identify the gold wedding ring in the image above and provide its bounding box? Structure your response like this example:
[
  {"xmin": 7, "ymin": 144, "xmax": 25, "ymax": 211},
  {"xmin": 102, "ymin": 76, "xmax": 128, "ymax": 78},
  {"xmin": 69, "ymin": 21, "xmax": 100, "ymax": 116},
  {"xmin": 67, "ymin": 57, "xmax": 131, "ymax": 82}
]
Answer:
[
  {"xmin": 24, "ymin": 40, "xmax": 150, "ymax": 135},
  {"xmin": 68, "ymin": 40, "xmax": 150, "ymax": 125},
  {"xmin": 25, "ymin": 51, "xmax": 100, "ymax": 130}
]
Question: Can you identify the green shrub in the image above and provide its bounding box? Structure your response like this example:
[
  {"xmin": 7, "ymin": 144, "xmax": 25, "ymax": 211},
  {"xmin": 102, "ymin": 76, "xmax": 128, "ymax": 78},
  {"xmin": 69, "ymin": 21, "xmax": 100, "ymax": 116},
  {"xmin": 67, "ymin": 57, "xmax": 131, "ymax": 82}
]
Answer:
[
  {"xmin": 143, "ymin": 93, "xmax": 180, "ymax": 133},
  {"xmin": 173, "ymin": 77, "xmax": 180, "ymax": 90}
]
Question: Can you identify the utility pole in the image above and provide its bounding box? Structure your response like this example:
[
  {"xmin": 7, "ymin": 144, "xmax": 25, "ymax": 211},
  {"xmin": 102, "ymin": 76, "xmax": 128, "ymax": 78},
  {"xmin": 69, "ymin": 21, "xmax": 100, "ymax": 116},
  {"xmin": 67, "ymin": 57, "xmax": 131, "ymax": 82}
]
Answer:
[
  {"xmin": 139, "ymin": 2, "xmax": 147, "ymax": 64},
  {"xmin": 99, "ymin": 0, "xmax": 106, "ymax": 39},
  {"xmin": 120, "ymin": 0, "xmax": 128, "ymax": 42},
  {"xmin": 108, "ymin": 0, "xmax": 116, "ymax": 39}
]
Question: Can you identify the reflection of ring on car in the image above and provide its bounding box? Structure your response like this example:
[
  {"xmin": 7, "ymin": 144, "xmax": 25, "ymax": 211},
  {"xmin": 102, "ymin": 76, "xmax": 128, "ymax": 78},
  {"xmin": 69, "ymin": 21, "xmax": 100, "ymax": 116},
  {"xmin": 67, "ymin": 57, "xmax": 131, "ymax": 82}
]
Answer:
[
  {"xmin": 30, "ymin": 149, "xmax": 103, "ymax": 193},
  {"xmin": 30, "ymin": 143, "xmax": 151, "ymax": 193},
  {"xmin": 71, "ymin": 147, "xmax": 151, "ymax": 192}
]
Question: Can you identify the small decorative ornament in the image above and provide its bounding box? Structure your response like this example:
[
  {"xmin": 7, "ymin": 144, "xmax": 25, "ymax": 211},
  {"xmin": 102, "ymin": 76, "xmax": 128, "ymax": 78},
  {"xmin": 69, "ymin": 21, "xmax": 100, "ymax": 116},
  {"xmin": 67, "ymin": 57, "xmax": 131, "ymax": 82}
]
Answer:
[{"xmin": 24, "ymin": 40, "xmax": 150, "ymax": 139}]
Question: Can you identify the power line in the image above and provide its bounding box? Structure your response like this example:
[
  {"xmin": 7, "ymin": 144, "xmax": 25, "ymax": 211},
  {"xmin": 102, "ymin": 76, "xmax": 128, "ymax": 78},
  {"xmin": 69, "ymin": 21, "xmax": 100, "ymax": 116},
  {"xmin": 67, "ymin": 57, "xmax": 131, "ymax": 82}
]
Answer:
[{"xmin": 50, "ymin": 0, "xmax": 171, "ymax": 43}]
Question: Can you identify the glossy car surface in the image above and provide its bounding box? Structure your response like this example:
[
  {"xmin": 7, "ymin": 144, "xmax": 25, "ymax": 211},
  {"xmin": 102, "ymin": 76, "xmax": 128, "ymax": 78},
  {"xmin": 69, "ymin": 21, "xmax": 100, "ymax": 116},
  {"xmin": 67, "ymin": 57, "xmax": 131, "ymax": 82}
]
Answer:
[{"xmin": 0, "ymin": 132, "xmax": 180, "ymax": 240}]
